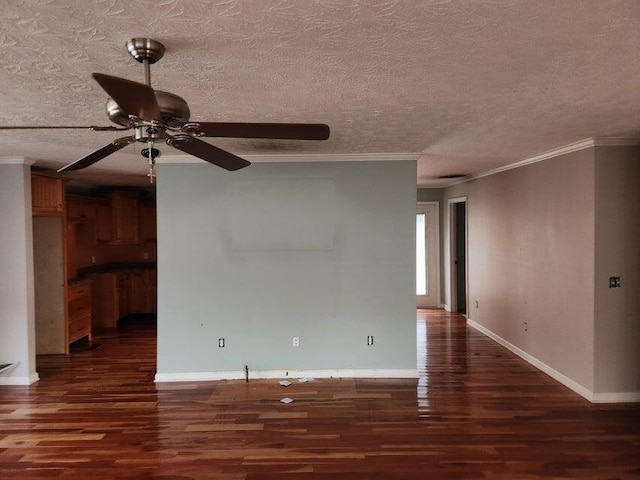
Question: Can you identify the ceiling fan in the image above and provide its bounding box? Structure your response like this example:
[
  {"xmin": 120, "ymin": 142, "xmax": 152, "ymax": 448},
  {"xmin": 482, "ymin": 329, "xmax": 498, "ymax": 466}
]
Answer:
[{"xmin": 0, "ymin": 38, "xmax": 330, "ymax": 182}]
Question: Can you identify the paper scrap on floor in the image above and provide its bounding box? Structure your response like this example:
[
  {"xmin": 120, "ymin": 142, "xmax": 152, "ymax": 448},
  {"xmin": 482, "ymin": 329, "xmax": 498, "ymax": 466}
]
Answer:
[
  {"xmin": 279, "ymin": 380, "xmax": 292, "ymax": 387},
  {"xmin": 280, "ymin": 397, "xmax": 294, "ymax": 404}
]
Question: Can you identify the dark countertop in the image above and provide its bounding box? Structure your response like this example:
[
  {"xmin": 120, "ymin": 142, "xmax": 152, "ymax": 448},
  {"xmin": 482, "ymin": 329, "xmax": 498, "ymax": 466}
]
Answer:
[{"xmin": 77, "ymin": 262, "xmax": 156, "ymax": 277}]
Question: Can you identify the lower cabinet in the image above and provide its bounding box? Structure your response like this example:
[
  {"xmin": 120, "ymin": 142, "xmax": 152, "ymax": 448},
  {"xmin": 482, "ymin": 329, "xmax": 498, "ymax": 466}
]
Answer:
[
  {"xmin": 89, "ymin": 269, "xmax": 156, "ymax": 328},
  {"xmin": 89, "ymin": 273, "xmax": 119, "ymax": 328},
  {"xmin": 67, "ymin": 280, "xmax": 92, "ymax": 345},
  {"xmin": 129, "ymin": 271, "xmax": 147, "ymax": 314}
]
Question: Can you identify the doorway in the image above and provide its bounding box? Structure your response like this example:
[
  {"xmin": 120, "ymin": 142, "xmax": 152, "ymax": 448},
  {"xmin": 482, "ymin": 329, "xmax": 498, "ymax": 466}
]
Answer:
[
  {"xmin": 416, "ymin": 202, "xmax": 440, "ymax": 308},
  {"xmin": 448, "ymin": 197, "xmax": 467, "ymax": 315}
]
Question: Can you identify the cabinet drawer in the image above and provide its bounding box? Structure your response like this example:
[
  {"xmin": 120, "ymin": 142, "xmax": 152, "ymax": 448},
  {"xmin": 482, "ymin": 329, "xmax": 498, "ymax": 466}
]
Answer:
[
  {"xmin": 68, "ymin": 315, "xmax": 91, "ymax": 343},
  {"xmin": 68, "ymin": 296, "xmax": 92, "ymax": 320},
  {"xmin": 68, "ymin": 283, "xmax": 91, "ymax": 301}
]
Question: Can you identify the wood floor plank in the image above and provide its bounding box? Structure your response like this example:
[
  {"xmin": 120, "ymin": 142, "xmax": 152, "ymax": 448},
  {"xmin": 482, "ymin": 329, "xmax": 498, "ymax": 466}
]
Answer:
[{"xmin": 0, "ymin": 312, "xmax": 638, "ymax": 479}]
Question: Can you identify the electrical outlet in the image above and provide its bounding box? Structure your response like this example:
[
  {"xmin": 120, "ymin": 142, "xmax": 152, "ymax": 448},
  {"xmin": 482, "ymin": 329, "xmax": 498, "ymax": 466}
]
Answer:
[
  {"xmin": 91, "ymin": 256, "xmax": 96, "ymax": 264},
  {"xmin": 367, "ymin": 335, "xmax": 374, "ymax": 346},
  {"xmin": 143, "ymin": 252, "xmax": 149, "ymax": 260},
  {"xmin": 475, "ymin": 300, "xmax": 479, "ymax": 308},
  {"xmin": 292, "ymin": 336, "xmax": 300, "ymax": 347},
  {"xmin": 609, "ymin": 277, "xmax": 621, "ymax": 288},
  {"xmin": 218, "ymin": 338, "xmax": 225, "ymax": 348},
  {"xmin": 523, "ymin": 322, "xmax": 528, "ymax": 331}
]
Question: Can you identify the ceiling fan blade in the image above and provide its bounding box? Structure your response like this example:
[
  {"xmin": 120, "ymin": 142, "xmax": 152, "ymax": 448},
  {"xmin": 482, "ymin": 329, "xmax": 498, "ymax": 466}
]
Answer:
[
  {"xmin": 57, "ymin": 136, "xmax": 135, "ymax": 172},
  {"xmin": 188, "ymin": 122, "xmax": 330, "ymax": 140},
  {"xmin": 166, "ymin": 134, "xmax": 251, "ymax": 171},
  {"xmin": 92, "ymin": 73, "xmax": 162, "ymax": 122},
  {"xmin": 0, "ymin": 125, "xmax": 127, "ymax": 131}
]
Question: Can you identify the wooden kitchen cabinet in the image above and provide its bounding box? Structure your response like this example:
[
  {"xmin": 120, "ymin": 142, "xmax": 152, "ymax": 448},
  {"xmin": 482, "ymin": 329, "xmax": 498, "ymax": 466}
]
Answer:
[
  {"xmin": 129, "ymin": 270, "xmax": 148, "ymax": 314},
  {"xmin": 110, "ymin": 192, "xmax": 140, "ymax": 244},
  {"xmin": 63, "ymin": 189, "xmax": 153, "ymax": 245},
  {"xmin": 146, "ymin": 269, "xmax": 157, "ymax": 314},
  {"xmin": 89, "ymin": 273, "xmax": 120, "ymax": 328},
  {"xmin": 140, "ymin": 202, "xmax": 157, "ymax": 242},
  {"xmin": 66, "ymin": 195, "xmax": 97, "ymax": 221},
  {"xmin": 31, "ymin": 173, "xmax": 65, "ymax": 216},
  {"xmin": 67, "ymin": 195, "xmax": 100, "ymax": 246},
  {"xmin": 117, "ymin": 272, "xmax": 131, "ymax": 318},
  {"xmin": 96, "ymin": 203, "xmax": 112, "ymax": 243},
  {"xmin": 67, "ymin": 280, "xmax": 92, "ymax": 345},
  {"xmin": 89, "ymin": 268, "xmax": 156, "ymax": 328}
]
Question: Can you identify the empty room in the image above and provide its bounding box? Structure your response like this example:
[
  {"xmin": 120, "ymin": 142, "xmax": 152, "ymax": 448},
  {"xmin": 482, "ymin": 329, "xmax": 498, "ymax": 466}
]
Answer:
[{"xmin": 1, "ymin": 1, "xmax": 639, "ymax": 479}]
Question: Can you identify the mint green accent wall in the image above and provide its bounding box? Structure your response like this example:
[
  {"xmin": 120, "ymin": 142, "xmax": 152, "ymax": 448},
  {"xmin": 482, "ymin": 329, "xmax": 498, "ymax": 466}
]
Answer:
[{"xmin": 156, "ymin": 161, "xmax": 417, "ymax": 375}]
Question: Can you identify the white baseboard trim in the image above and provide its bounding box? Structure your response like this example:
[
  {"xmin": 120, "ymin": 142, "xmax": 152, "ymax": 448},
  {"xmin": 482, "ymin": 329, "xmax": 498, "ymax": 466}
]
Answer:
[
  {"xmin": 155, "ymin": 368, "xmax": 419, "ymax": 383},
  {"xmin": 467, "ymin": 319, "xmax": 640, "ymax": 404},
  {"xmin": 442, "ymin": 304, "xmax": 451, "ymax": 312},
  {"xmin": 0, "ymin": 372, "xmax": 39, "ymax": 386},
  {"xmin": 466, "ymin": 319, "xmax": 595, "ymax": 401},
  {"xmin": 591, "ymin": 391, "xmax": 640, "ymax": 403}
]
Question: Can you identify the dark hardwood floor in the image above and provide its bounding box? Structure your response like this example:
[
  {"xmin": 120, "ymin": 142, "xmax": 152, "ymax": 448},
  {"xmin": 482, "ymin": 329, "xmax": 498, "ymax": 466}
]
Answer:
[{"xmin": 1, "ymin": 311, "xmax": 639, "ymax": 479}]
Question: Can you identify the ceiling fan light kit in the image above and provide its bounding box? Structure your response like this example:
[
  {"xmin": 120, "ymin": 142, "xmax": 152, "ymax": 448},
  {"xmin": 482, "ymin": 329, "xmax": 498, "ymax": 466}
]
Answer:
[{"xmin": 0, "ymin": 38, "xmax": 330, "ymax": 183}]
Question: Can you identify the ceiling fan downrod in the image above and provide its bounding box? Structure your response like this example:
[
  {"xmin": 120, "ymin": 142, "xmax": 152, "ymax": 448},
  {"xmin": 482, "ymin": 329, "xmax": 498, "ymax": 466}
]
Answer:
[{"xmin": 125, "ymin": 38, "xmax": 165, "ymax": 87}]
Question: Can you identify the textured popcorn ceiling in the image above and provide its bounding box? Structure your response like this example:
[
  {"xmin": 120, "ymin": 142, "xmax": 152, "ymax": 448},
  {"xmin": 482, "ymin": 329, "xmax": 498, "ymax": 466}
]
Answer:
[{"xmin": 0, "ymin": 0, "xmax": 639, "ymax": 187}]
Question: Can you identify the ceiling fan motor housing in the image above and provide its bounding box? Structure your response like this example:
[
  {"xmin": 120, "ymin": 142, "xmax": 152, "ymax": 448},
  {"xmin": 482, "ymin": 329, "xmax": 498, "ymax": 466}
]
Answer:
[{"xmin": 105, "ymin": 90, "xmax": 191, "ymax": 129}]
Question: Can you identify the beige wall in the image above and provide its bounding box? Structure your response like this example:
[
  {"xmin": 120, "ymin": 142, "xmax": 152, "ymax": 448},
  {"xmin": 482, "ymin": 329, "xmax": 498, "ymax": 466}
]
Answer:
[
  {"xmin": 594, "ymin": 146, "xmax": 640, "ymax": 396},
  {"xmin": 444, "ymin": 149, "xmax": 597, "ymax": 393}
]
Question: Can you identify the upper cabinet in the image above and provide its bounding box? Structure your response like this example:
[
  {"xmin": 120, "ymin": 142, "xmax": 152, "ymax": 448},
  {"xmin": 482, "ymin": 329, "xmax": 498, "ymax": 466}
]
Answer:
[
  {"xmin": 110, "ymin": 192, "xmax": 141, "ymax": 244},
  {"xmin": 67, "ymin": 195, "xmax": 97, "ymax": 222},
  {"xmin": 31, "ymin": 173, "xmax": 65, "ymax": 216},
  {"xmin": 61, "ymin": 187, "xmax": 155, "ymax": 247},
  {"xmin": 96, "ymin": 203, "xmax": 112, "ymax": 243}
]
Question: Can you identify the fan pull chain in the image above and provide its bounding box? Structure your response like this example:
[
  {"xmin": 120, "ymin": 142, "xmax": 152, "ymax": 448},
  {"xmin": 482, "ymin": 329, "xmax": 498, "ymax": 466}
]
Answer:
[{"xmin": 147, "ymin": 141, "xmax": 156, "ymax": 184}]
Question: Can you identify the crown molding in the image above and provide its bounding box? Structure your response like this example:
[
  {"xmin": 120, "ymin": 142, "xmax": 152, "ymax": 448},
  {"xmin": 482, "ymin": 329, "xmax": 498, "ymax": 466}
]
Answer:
[
  {"xmin": 0, "ymin": 156, "xmax": 36, "ymax": 165},
  {"xmin": 157, "ymin": 152, "xmax": 420, "ymax": 164},
  {"xmin": 591, "ymin": 137, "xmax": 640, "ymax": 146},
  {"xmin": 447, "ymin": 137, "xmax": 640, "ymax": 187}
]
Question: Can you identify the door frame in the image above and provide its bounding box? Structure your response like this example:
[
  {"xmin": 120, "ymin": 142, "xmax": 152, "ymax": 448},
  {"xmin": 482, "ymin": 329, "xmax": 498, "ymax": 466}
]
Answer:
[
  {"xmin": 447, "ymin": 196, "xmax": 468, "ymax": 315},
  {"xmin": 416, "ymin": 202, "xmax": 440, "ymax": 308}
]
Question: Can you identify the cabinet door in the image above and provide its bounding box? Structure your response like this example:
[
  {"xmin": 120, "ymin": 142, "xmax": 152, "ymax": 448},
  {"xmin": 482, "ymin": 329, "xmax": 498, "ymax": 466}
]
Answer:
[
  {"xmin": 117, "ymin": 273, "xmax": 131, "ymax": 318},
  {"xmin": 31, "ymin": 174, "xmax": 64, "ymax": 216},
  {"xmin": 141, "ymin": 203, "xmax": 157, "ymax": 242},
  {"xmin": 89, "ymin": 274, "xmax": 119, "ymax": 328},
  {"xmin": 146, "ymin": 269, "xmax": 157, "ymax": 314},
  {"xmin": 96, "ymin": 204, "xmax": 112, "ymax": 243},
  {"xmin": 66, "ymin": 197, "xmax": 84, "ymax": 220},
  {"xmin": 67, "ymin": 196, "xmax": 100, "ymax": 247},
  {"xmin": 111, "ymin": 193, "xmax": 140, "ymax": 244},
  {"xmin": 129, "ymin": 271, "xmax": 148, "ymax": 314}
]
